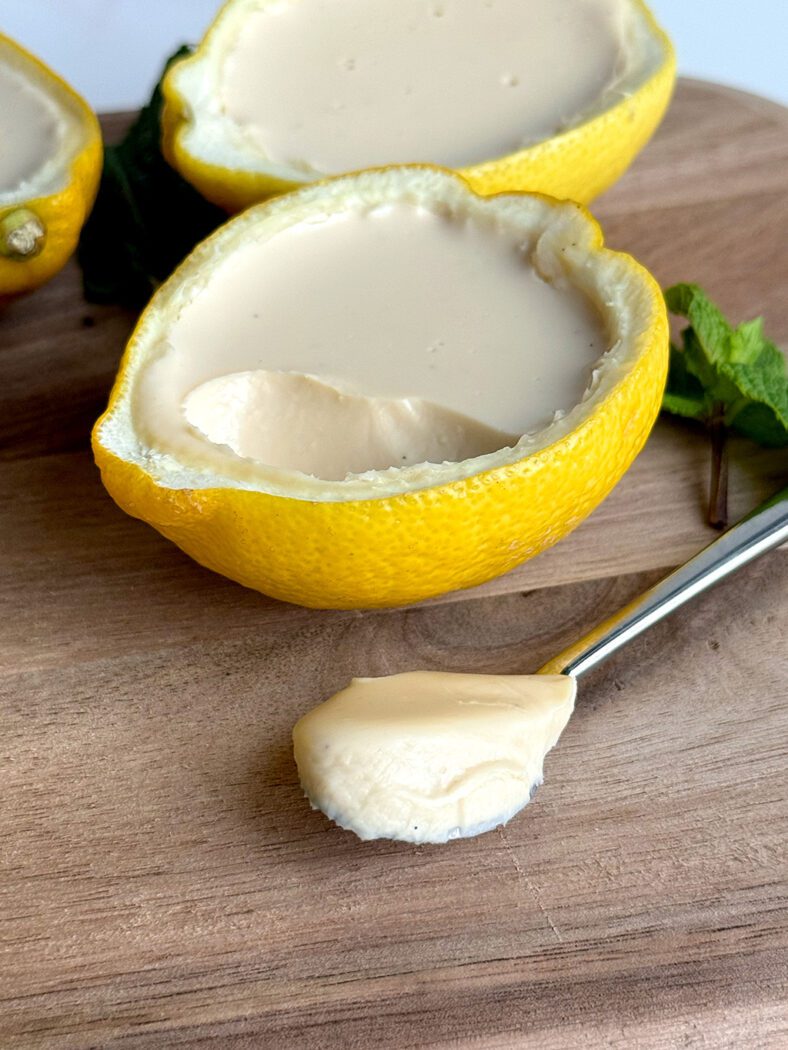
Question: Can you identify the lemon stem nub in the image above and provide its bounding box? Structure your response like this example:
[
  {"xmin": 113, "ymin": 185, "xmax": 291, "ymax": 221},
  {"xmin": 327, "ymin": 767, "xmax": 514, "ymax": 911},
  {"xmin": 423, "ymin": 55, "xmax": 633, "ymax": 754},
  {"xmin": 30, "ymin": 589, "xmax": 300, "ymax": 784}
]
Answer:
[{"xmin": 0, "ymin": 209, "xmax": 47, "ymax": 261}]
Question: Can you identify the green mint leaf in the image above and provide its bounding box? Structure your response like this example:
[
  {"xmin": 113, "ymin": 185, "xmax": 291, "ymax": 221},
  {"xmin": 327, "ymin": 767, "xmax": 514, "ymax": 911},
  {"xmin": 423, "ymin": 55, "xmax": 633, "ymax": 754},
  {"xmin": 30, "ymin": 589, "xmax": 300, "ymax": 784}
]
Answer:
[
  {"xmin": 731, "ymin": 400, "xmax": 788, "ymax": 448},
  {"xmin": 730, "ymin": 317, "xmax": 766, "ymax": 364},
  {"xmin": 664, "ymin": 283, "xmax": 734, "ymax": 371},
  {"xmin": 722, "ymin": 327, "xmax": 788, "ymax": 445},
  {"xmin": 77, "ymin": 46, "xmax": 226, "ymax": 309},
  {"xmin": 662, "ymin": 283, "xmax": 788, "ymax": 448},
  {"xmin": 662, "ymin": 343, "xmax": 707, "ymax": 421}
]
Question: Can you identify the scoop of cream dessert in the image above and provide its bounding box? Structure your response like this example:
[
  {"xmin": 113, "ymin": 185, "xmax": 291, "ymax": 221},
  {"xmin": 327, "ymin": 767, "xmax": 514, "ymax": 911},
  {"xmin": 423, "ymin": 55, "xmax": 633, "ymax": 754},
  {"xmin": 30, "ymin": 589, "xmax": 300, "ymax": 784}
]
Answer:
[
  {"xmin": 183, "ymin": 370, "xmax": 516, "ymax": 480},
  {"xmin": 292, "ymin": 671, "xmax": 576, "ymax": 843}
]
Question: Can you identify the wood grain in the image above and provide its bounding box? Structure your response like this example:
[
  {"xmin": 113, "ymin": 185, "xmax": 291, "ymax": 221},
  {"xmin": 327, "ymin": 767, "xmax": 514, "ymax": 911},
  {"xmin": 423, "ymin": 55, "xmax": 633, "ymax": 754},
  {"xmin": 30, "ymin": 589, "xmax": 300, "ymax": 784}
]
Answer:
[{"xmin": 1, "ymin": 81, "xmax": 787, "ymax": 1049}]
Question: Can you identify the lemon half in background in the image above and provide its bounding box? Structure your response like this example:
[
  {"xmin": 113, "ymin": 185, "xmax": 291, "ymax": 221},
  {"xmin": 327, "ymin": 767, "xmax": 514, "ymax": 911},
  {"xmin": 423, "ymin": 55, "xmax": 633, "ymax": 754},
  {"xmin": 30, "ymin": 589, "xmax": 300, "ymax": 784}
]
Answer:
[
  {"xmin": 0, "ymin": 32, "xmax": 101, "ymax": 298},
  {"xmin": 162, "ymin": 0, "xmax": 675, "ymax": 212},
  {"xmin": 93, "ymin": 166, "xmax": 668, "ymax": 609}
]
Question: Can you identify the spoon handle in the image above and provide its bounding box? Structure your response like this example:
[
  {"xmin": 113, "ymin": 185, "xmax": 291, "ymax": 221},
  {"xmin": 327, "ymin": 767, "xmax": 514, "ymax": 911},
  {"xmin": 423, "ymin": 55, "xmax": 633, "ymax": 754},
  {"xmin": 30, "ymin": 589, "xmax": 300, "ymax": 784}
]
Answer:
[{"xmin": 540, "ymin": 486, "xmax": 788, "ymax": 679}]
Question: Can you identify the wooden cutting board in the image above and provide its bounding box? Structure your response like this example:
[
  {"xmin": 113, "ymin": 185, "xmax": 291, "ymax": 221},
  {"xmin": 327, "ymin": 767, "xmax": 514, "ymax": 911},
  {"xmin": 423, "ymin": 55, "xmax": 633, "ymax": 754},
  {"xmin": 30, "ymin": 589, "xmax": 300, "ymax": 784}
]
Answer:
[{"xmin": 1, "ymin": 80, "xmax": 787, "ymax": 1049}]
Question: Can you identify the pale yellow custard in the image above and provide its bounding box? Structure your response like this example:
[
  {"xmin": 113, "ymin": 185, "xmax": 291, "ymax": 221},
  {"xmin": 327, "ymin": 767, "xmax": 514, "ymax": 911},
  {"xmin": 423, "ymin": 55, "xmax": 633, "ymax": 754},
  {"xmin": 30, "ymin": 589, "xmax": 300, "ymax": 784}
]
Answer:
[
  {"xmin": 134, "ymin": 202, "xmax": 608, "ymax": 482},
  {"xmin": 0, "ymin": 61, "xmax": 60, "ymax": 194},
  {"xmin": 219, "ymin": 0, "xmax": 631, "ymax": 173},
  {"xmin": 293, "ymin": 671, "xmax": 576, "ymax": 843}
]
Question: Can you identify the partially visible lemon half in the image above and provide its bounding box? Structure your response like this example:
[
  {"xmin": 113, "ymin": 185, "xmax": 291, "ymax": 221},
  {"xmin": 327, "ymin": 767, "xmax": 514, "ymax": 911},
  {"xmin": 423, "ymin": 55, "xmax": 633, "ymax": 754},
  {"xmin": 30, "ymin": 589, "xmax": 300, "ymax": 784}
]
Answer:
[
  {"xmin": 162, "ymin": 0, "xmax": 675, "ymax": 212},
  {"xmin": 93, "ymin": 166, "xmax": 668, "ymax": 609},
  {"xmin": 0, "ymin": 32, "xmax": 102, "ymax": 298}
]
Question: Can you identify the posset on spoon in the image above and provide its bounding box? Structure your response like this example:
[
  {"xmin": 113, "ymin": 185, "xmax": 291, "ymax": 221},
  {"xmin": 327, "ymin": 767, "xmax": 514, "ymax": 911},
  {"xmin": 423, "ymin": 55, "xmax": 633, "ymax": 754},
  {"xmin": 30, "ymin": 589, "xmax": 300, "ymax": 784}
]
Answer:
[{"xmin": 294, "ymin": 487, "xmax": 788, "ymax": 843}]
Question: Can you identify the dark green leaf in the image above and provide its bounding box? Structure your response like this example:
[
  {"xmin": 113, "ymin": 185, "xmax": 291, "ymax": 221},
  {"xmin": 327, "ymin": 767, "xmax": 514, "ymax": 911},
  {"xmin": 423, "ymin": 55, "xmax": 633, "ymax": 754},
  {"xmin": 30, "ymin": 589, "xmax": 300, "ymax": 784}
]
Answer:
[
  {"xmin": 662, "ymin": 343, "xmax": 707, "ymax": 421},
  {"xmin": 730, "ymin": 400, "xmax": 788, "ymax": 448},
  {"xmin": 77, "ymin": 46, "xmax": 226, "ymax": 309}
]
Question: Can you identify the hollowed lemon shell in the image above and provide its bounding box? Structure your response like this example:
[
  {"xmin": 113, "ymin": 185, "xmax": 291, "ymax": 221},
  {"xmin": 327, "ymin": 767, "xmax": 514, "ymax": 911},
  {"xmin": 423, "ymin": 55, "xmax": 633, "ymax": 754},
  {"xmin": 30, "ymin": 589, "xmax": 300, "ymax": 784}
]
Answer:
[
  {"xmin": 93, "ymin": 166, "xmax": 669, "ymax": 609},
  {"xmin": 0, "ymin": 32, "xmax": 102, "ymax": 298},
  {"xmin": 161, "ymin": 0, "xmax": 675, "ymax": 212}
]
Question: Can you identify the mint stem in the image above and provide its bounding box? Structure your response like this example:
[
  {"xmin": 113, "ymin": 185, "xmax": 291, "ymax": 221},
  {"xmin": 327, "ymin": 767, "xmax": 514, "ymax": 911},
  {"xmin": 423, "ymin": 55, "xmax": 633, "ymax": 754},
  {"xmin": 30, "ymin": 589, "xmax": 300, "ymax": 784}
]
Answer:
[{"xmin": 708, "ymin": 404, "xmax": 729, "ymax": 530}]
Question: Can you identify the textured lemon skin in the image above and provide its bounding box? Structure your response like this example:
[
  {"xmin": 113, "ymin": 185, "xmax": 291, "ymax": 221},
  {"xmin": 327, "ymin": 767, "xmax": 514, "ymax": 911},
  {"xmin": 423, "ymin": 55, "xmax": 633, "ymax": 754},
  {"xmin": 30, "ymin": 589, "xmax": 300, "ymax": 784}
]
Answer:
[
  {"xmin": 161, "ymin": 0, "xmax": 675, "ymax": 213},
  {"xmin": 0, "ymin": 34, "xmax": 102, "ymax": 299},
  {"xmin": 93, "ymin": 228, "xmax": 668, "ymax": 610}
]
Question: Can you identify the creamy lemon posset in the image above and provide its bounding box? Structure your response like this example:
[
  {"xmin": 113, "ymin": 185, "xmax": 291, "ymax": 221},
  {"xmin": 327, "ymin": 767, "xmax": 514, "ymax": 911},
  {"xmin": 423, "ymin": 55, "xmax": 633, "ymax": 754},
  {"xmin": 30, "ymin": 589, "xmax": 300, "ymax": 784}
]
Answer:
[
  {"xmin": 218, "ymin": 0, "xmax": 631, "ymax": 173},
  {"xmin": 133, "ymin": 200, "xmax": 608, "ymax": 482},
  {"xmin": 0, "ymin": 61, "xmax": 60, "ymax": 194},
  {"xmin": 293, "ymin": 671, "xmax": 577, "ymax": 843},
  {"xmin": 95, "ymin": 168, "xmax": 667, "ymax": 606}
]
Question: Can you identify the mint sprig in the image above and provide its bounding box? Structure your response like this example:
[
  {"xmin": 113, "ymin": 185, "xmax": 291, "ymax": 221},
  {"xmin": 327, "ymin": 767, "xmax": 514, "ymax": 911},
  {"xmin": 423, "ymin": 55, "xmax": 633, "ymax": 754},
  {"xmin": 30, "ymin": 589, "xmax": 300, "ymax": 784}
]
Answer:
[{"xmin": 663, "ymin": 283, "xmax": 788, "ymax": 528}]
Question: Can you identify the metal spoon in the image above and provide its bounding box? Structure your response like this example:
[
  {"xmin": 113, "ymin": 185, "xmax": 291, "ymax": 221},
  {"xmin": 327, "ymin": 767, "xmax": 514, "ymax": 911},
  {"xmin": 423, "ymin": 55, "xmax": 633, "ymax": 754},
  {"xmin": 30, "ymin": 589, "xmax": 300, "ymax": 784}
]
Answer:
[
  {"xmin": 293, "ymin": 486, "xmax": 788, "ymax": 843},
  {"xmin": 539, "ymin": 485, "xmax": 788, "ymax": 677}
]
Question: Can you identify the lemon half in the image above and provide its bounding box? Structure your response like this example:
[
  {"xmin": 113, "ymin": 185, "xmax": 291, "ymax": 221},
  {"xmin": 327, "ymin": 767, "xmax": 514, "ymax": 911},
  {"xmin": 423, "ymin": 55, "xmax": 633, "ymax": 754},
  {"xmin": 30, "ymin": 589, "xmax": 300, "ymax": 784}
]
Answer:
[
  {"xmin": 0, "ymin": 32, "xmax": 101, "ymax": 298},
  {"xmin": 93, "ymin": 166, "xmax": 668, "ymax": 609},
  {"xmin": 162, "ymin": 0, "xmax": 675, "ymax": 212}
]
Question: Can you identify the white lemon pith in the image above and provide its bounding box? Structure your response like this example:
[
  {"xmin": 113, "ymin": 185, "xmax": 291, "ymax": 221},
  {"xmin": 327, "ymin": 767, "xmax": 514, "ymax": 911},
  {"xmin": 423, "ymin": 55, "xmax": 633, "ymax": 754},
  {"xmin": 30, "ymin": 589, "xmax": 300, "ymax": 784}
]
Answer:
[
  {"xmin": 293, "ymin": 671, "xmax": 577, "ymax": 843},
  {"xmin": 162, "ymin": 0, "xmax": 675, "ymax": 210},
  {"xmin": 0, "ymin": 33, "xmax": 101, "ymax": 296},
  {"xmin": 93, "ymin": 167, "xmax": 668, "ymax": 609}
]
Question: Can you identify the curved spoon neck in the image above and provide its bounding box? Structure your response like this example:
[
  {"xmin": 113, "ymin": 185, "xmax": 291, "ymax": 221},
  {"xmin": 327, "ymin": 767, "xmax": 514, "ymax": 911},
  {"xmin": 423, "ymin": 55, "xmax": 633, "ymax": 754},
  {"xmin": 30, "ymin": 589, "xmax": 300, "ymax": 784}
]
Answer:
[{"xmin": 539, "ymin": 486, "xmax": 788, "ymax": 681}]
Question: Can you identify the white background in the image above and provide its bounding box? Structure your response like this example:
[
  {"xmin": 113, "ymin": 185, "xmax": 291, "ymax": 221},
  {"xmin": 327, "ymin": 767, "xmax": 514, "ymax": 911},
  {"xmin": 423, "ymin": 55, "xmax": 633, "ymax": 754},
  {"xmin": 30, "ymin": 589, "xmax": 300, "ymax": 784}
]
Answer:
[{"xmin": 2, "ymin": 0, "xmax": 786, "ymax": 112}]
